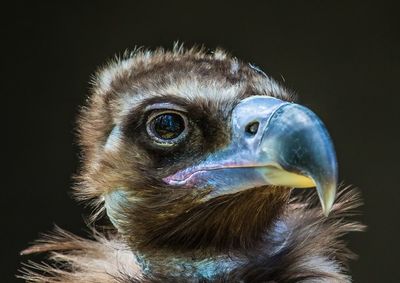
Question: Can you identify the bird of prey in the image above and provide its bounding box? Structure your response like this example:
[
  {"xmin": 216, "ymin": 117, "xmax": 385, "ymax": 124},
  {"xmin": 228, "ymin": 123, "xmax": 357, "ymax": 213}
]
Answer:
[{"xmin": 20, "ymin": 45, "xmax": 363, "ymax": 282}]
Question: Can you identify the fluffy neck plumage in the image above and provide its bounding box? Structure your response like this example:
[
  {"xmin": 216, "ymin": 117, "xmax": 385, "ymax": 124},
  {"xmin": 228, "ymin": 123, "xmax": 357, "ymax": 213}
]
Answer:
[
  {"xmin": 107, "ymin": 186, "xmax": 291, "ymax": 252},
  {"xmin": 122, "ymin": 187, "xmax": 291, "ymax": 280},
  {"xmin": 19, "ymin": 187, "xmax": 363, "ymax": 282}
]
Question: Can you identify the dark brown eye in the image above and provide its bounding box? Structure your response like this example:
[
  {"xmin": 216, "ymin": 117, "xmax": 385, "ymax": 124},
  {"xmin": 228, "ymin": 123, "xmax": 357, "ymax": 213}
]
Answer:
[{"xmin": 147, "ymin": 111, "xmax": 188, "ymax": 144}]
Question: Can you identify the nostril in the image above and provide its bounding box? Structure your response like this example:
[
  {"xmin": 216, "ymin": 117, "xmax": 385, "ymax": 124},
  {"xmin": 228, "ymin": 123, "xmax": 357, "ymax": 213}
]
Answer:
[{"xmin": 245, "ymin": 121, "xmax": 259, "ymax": 135}]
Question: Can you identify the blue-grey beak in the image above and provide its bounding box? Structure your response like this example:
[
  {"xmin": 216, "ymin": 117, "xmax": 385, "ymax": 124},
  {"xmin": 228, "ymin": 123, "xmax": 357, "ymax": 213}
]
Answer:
[{"xmin": 164, "ymin": 96, "xmax": 338, "ymax": 216}]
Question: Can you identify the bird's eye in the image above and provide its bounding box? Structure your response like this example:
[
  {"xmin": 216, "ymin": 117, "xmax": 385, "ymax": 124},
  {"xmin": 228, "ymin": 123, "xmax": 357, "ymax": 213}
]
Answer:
[{"xmin": 146, "ymin": 111, "xmax": 188, "ymax": 145}]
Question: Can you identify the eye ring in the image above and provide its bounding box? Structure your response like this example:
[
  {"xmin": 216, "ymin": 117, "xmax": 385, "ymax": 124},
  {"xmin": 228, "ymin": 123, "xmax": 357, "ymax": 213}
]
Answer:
[{"xmin": 146, "ymin": 110, "xmax": 189, "ymax": 146}]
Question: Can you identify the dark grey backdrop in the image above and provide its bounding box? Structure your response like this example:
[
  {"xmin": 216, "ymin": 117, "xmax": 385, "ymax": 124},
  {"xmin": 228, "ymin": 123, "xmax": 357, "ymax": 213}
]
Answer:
[{"xmin": 4, "ymin": 1, "xmax": 399, "ymax": 282}]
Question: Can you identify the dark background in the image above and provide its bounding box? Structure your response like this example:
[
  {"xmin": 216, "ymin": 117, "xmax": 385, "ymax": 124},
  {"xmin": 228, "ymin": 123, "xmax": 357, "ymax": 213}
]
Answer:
[{"xmin": 3, "ymin": 1, "xmax": 399, "ymax": 282}]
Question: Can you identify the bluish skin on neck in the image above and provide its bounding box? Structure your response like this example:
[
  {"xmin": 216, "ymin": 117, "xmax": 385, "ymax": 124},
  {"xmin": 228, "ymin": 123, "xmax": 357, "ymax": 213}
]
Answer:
[{"xmin": 134, "ymin": 250, "xmax": 245, "ymax": 280}]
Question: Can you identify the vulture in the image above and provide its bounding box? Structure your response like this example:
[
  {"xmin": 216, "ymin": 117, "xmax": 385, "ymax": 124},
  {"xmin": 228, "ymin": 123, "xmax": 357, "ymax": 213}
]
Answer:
[{"xmin": 20, "ymin": 45, "xmax": 363, "ymax": 283}]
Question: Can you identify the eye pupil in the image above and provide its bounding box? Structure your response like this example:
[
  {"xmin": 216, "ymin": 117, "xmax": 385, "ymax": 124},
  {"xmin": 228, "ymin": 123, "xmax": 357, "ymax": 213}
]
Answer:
[{"xmin": 153, "ymin": 113, "xmax": 185, "ymax": 140}]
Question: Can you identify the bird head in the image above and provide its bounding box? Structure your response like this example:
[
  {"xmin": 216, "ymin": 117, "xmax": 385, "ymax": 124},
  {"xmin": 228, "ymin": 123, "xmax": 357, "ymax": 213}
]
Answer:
[{"xmin": 78, "ymin": 47, "xmax": 337, "ymax": 253}]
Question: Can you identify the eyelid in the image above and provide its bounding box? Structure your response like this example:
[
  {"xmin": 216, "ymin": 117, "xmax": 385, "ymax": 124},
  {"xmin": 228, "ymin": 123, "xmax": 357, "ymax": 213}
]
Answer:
[
  {"xmin": 145, "ymin": 103, "xmax": 187, "ymax": 113},
  {"xmin": 146, "ymin": 109, "xmax": 187, "ymax": 124}
]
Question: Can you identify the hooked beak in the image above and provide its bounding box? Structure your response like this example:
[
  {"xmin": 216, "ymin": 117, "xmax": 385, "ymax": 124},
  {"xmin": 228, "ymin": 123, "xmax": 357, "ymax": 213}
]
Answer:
[{"xmin": 164, "ymin": 96, "xmax": 338, "ymax": 216}]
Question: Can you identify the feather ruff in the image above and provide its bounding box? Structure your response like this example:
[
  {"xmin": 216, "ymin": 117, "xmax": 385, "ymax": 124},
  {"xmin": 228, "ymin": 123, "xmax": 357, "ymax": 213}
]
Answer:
[{"xmin": 19, "ymin": 187, "xmax": 364, "ymax": 283}]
